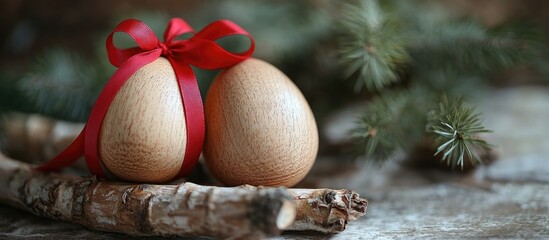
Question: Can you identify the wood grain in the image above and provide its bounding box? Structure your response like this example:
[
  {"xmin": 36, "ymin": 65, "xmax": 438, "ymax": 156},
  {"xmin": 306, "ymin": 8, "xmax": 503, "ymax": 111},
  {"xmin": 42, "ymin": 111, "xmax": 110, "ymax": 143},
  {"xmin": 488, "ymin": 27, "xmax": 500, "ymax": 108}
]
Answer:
[
  {"xmin": 204, "ymin": 58, "xmax": 319, "ymax": 187},
  {"xmin": 99, "ymin": 57, "xmax": 186, "ymax": 183}
]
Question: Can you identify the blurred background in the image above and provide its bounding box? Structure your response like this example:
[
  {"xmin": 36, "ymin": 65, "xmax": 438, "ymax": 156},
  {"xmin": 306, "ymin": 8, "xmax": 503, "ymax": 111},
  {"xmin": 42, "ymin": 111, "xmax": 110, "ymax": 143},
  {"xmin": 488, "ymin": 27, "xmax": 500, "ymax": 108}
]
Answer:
[{"xmin": 1, "ymin": 0, "xmax": 549, "ymax": 178}]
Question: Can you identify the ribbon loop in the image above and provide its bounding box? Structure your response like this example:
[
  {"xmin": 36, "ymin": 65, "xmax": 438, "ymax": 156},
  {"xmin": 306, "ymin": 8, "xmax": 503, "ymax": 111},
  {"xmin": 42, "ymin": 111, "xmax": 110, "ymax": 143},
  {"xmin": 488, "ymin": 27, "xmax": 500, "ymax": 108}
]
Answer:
[
  {"xmin": 106, "ymin": 19, "xmax": 159, "ymax": 67},
  {"xmin": 194, "ymin": 20, "xmax": 251, "ymax": 42},
  {"xmin": 173, "ymin": 38, "xmax": 254, "ymax": 69},
  {"xmin": 37, "ymin": 18, "xmax": 255, "ymax": 181},
  {"xmin": 166, "ymin": 21, "xmax": 254, "ymax": 69},
  {"xmin": 163, "ymin": 18, "xmax": 194, "ymax": 43}
]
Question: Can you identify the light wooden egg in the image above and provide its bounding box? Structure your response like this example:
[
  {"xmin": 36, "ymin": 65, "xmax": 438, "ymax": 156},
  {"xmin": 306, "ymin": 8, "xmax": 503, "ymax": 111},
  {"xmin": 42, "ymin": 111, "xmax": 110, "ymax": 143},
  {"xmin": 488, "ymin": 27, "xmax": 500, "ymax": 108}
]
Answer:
[
  {"xmin": 99, "ymin": 57, "xmax": 186, "ymax": 183},
  {"xmin": 204, "ymin": 58, "xmax": 318, "ymax": 187}
]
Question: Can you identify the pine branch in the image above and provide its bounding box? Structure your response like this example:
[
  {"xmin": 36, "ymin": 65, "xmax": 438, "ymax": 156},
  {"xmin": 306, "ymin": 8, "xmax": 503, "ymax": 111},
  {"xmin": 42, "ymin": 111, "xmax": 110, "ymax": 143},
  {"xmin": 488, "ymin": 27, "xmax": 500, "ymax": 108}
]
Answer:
[
  {"xmin": 427, "ymin": 96, "xmax": 492, "ymax": 169},
  {"xmin": 410, "ymin": 21, "xmax": 542, "ymax": 75},
  {"xmin": 339, "ymin": 0, "xmax": 548, "ymax": 169},
  {"xmin": 338, "ymin": 0, "xmax": 409, "ymax": 91},
  {"xmin": 351, "ymin": 89, "xmax": 425, "ymax": 164},
  {"xmin": 18, "ymin": 49, "xmax": 106, "ymax": 122},
  {"xmin": 351, "ymin": 102, "xmax": 402, "ymax": 164}
]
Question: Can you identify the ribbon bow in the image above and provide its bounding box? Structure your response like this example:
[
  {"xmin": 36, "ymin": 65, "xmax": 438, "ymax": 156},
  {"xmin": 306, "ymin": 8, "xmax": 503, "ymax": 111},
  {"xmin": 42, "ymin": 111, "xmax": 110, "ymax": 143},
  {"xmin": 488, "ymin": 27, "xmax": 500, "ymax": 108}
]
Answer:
[{"xmin": 37, "ymin": 18, "xmax": 255, "ymax": 179}]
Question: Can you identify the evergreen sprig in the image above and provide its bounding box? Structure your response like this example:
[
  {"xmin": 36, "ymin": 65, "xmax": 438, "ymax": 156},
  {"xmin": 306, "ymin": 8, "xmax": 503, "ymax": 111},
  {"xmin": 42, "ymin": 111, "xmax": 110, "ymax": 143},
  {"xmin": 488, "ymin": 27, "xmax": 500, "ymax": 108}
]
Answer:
[
  {"xmin": 351, "ymin": 89, "xmax": 426, "ymax": 163},
  {"xmin": 338, "ymin": 0, "xmax": 409, "ymax": 91},
  {"xmin": 19, "ymin": 49, "xmax": 106, "ymax": 121},
  {"xmin": 342, "ymin": 0, "xmax": 544, "ymax": 168},
  {"xmin": 427, "ymin": 97, "xmax": 492, "ymax": 168},
  {"xmin": 351, "ymin": 91, "xmax": 407, "ymax": 163}
]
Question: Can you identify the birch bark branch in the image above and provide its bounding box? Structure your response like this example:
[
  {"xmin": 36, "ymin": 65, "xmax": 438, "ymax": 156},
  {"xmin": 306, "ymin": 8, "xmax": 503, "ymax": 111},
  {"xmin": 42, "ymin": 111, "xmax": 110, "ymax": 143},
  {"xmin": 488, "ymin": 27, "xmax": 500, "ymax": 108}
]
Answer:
[{"xmin": 0, "ymin": 155, "xmax": 367, "ymax": 238}]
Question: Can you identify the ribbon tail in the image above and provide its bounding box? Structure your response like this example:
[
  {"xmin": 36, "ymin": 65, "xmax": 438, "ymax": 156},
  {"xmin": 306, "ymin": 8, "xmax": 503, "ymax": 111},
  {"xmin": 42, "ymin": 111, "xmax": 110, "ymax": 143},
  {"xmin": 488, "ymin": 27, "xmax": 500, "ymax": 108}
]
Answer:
[
  {"xmin": 84, "ymin": 50, "xmax": 162, "ymax": 178},
  {"xmin": 169, "ymin": 61, "xmax": 204, "ymax": 178},
  {"xmin": 35, "ymin": 127, "xmax": 86, "ymax": 171}
]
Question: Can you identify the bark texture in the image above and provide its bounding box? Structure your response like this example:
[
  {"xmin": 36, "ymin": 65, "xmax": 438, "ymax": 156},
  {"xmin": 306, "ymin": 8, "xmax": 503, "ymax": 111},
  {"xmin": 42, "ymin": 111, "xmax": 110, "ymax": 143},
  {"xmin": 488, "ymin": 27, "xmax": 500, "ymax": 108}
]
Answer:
[
  {"xmin": 0, "ymin": 154, "xmax": 295, "ymax": 239},
  {"xmin": 288, "ymin": 188, "xmax": 367, "ymax": 233},
  {"xmin": 0, "ymin": 154, "xmax": 367, "ymax": 238}
]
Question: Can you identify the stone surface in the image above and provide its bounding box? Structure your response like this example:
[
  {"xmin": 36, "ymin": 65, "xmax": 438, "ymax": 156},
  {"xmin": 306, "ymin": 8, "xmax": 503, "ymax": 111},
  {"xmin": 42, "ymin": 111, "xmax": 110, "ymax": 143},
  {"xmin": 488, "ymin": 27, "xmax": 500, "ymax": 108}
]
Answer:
[
  {"xmin": 280, "ymin": 182, "xmax": 549, "ymax": 239},
  {"xmin": 2, "ymin": 87, "xmax": 549, "ymax": 239},
  {"xmin": 478, "ymin": 87, "xmax": 549, "ymax": 183}
]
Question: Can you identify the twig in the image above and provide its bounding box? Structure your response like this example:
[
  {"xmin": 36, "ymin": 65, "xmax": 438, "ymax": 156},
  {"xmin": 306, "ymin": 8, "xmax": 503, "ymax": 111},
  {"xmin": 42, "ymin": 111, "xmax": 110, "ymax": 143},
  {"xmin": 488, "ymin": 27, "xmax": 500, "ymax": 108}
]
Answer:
[{"xmin": 288, "ymin": 188, "xmax": 367, "ymax": 233}]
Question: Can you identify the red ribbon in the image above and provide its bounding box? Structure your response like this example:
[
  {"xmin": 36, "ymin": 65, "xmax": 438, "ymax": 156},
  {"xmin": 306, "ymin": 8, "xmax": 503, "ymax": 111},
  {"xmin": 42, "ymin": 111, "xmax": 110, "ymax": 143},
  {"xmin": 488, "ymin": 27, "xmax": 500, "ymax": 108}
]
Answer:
[{"xmin": 36, "ymin": 18, "xmax": 255, "ymax": 179}]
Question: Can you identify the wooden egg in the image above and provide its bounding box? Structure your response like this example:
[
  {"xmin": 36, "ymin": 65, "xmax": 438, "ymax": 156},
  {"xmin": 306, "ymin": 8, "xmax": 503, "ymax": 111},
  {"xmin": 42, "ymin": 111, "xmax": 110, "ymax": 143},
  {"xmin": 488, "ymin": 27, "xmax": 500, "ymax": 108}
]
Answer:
[
  {"xmin": 204, "ymin": 58, "xmax": 318, "ymax": 187},
  {"xmin": 99, "ymin": 57, "xmax": 186, "ymax": 183}
]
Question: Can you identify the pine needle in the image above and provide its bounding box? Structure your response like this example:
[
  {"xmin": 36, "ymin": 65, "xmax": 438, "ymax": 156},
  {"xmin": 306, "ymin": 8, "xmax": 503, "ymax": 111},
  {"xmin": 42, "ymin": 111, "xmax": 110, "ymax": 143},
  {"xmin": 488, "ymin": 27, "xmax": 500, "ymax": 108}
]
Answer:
[{"xmin": 427, "ymin": 96, "xmax": 492, "ymax": 169}]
